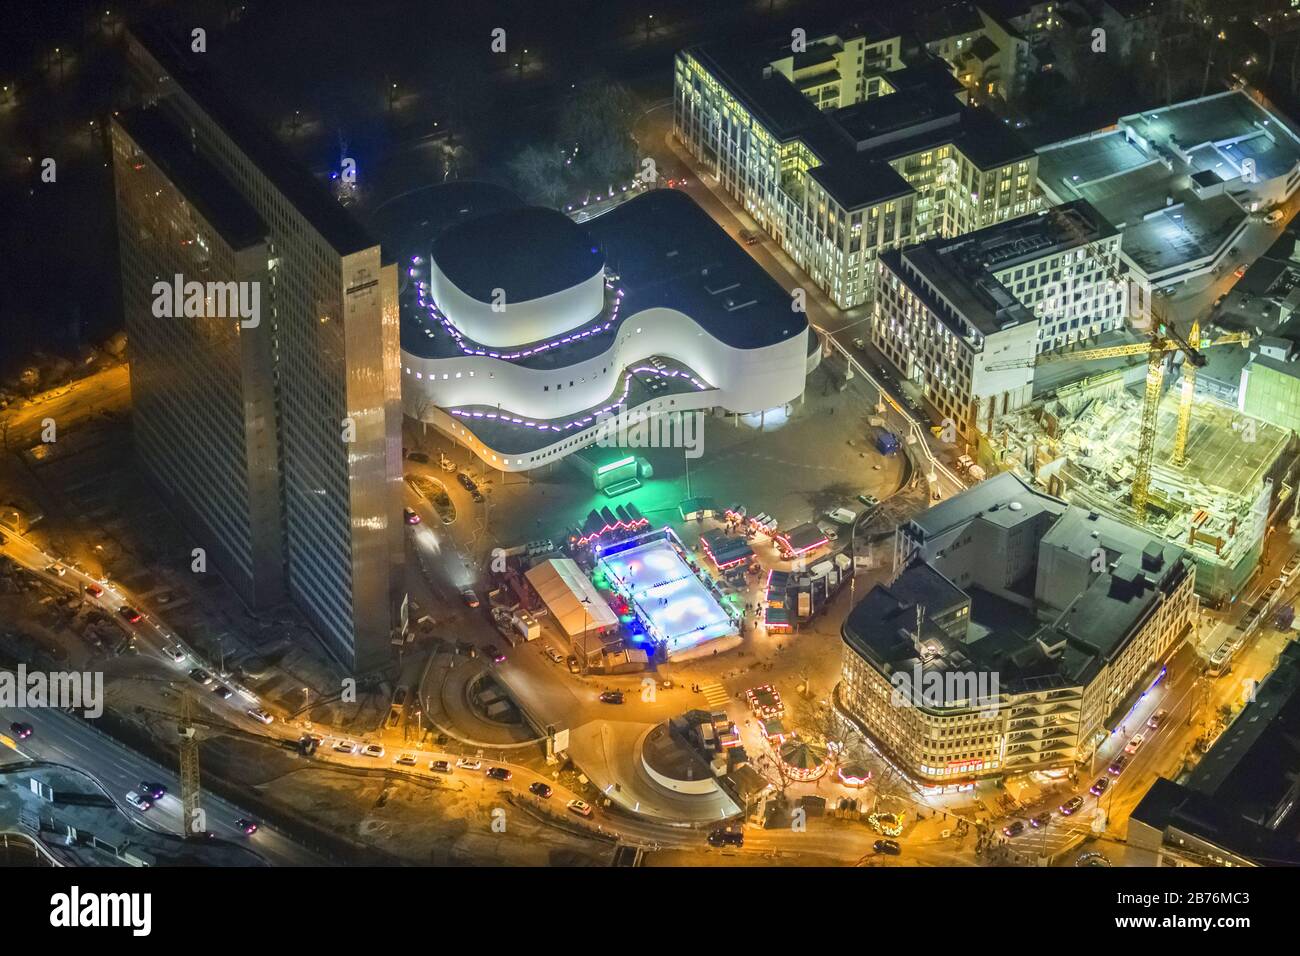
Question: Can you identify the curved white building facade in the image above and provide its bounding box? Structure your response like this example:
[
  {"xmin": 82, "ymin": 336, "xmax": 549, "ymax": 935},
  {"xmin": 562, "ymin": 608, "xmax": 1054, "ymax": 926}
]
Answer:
[{"xmin": 400, "ymin": 190, "xmax": 816, "ymax": 472}]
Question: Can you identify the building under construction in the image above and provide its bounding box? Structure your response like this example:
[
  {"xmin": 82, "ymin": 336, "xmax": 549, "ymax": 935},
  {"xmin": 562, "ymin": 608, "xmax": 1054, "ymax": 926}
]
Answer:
[{"xmin": 979, "ymin": 366, "xmax": 1299, "ymax": 604}]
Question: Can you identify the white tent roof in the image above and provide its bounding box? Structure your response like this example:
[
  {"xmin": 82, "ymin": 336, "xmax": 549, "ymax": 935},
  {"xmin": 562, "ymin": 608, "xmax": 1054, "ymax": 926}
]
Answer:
[{"xmin": 525, "ymin": 558, "xmax": 618, "ymax": 636}]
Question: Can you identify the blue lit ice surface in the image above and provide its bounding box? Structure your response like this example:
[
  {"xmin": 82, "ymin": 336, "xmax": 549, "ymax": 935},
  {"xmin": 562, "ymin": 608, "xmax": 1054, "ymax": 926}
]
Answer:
[{"xmin": 598, "ymin": 539, "xmax": 735, "ymax": 653}]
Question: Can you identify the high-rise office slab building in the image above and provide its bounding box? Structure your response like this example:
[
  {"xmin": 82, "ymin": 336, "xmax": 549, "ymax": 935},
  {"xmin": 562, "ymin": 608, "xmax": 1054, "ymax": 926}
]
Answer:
[{"xmin": 113, "ymin": 26, "xmax": 405, "ymax": 670}]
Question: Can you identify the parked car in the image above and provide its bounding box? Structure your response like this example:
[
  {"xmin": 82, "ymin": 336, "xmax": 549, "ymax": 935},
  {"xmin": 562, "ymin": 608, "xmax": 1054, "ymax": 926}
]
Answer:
[
  {"xmin": 46, "ymin": 564, "xmax": 66, "ymax": 577},
  {"xmin": 543, "ymin": 644, "xmax": 564, "ymax": 664},
  {"xmin": 567, "ymin": 798, "xmax": 593, "ymax": 818},
  {"xmin": 461, "ymin": 590, "xmax": 480, "ymax": 608},
  {"xmin": 528, "ymin": 782, "xmax": 553, "ymax": 799},
  {"xmin": 1090, "ymin": 777, "xmax": 1110, "ymax": 796},
  {"xmin": 1147, "ymin": 710, "xmax": 1167, "ymax": 730},
  {"xmin": 1234, "ymin": 264, "xmax": 1247, "ymax": 278},
  {"xmin": 738, "ymin": 227, "xmax": 761, "ymax": 245},
  {"xmin": 710, "ymin": 829, "xmax": 745, "ymax": 848},
  {"xmin": 361, "ymin": 744, "xmax": 385, "ymax": 758},
  {"xmin": 455, "ymin": 757, "xmax": 482, "ymax": 770},
  {"xmin": 246, "ymin": 708, "xmax": 274, "ymax": 725},
  {"xmin": 395, "ymin": 753, "xmax": 417, "ymax": 766},
  {"xmin": 485, "ymin": 766, "xmax": 512, "ymax": 782},
  {"xmin": 857, "ymin": 493, "xmax": 878, "ymax": 508},
  {"xmin": 430, "ymin": 760, "xmax": 453, "ymax": 774},
  {"xmin": 1265, "ymin": 209, "xmax": 1285, "ymax": 224},
  {"xmin": 456, "ymin": 473, "xmax": 477, "ymax": 492},
  {"xmin": 9, "ymin": 722, "xmax": 32, "ymax": 740},
  {"xmin": 872, "ymin": 838, "xmax": 901, "ymax": 855},
  {"xmin": 406, "ymin": 452, "xmax": 430, "ymax": 463},
  {"xmin": 599, "ymin": 689, "xmax": 625, "ymax": 704},
  {"xmin": 333, "ymin": 740, "xmax": 359, "ymax": 754},
  {"xmin": 165, "ymin": 646, "xmax": 187, "ymax": 664},
  {"xmin": 403, "ymin": 507, "xmax": 421, "ymax": 525},
  {"xmin": 234, "ymin": 818, "xmax": 259, "ymax": 835},
  {"xmin": 1060, "ymin": 796, "xmax": 1085, "ymax": 815},
  {"xmin": 567, "ymin": 656, "xmax": 581, "ymax": 674},
  {"xmin": 188, "ymin": 668, "xmax": 213, "ymax": 686},
  {"xmin": 125, "ymin": 791, "xmax": 152, "ymax": 811}
]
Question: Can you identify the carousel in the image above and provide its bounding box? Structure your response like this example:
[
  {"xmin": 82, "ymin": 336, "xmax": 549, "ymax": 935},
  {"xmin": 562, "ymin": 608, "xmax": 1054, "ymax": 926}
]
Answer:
[{"xmin": 778, "ymin": 739, "xmax": 829, "ymax": 782}]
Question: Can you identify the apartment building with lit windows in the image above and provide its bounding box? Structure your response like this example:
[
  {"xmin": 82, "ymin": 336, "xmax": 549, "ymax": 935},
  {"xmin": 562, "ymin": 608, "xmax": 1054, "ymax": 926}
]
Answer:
[
  {"xmin": 872, "ymin": 199, "xmax": 1123, "ymax": 438},
  {"xmin": 835, "ymin": 472, "xmax": 1196, "ymax": 785},
  {"xmin": 673, "ymin": 23, "xmax": 1041, "ymax": 309},
  {"xmin": 119, "ymin": 26, "xmax": 405, "ymax": 671}
]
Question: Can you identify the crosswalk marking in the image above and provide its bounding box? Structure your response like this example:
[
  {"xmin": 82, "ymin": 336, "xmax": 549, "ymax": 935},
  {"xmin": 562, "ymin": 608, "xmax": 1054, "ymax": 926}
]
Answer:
[{"xmin": 699, "ymin": 681, "xmax": 731, "ymax": 709}]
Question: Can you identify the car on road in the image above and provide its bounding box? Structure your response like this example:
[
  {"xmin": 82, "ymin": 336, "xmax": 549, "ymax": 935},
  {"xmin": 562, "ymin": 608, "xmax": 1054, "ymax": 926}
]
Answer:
[
  {"xmin": 211, "ymin": 684, "xmax": 233, "ymax": 700},
  {"xmin": 1002, "ymin": 821, "xmax": 1025, "ymax": 838},
  {"xmin": 485, "ymin": 644, "xmax": 506, "ymax": 663},
  {"xmin": 857, "ymin": 493, "xmax": 878, "ymax": 508},
  {"xmin": 1060, "ymin": 796, "xmax": 1085, "ymax": 816},
  {"xmin": 456, "ymin": 472, "xmax": 477, "ymax": 492},
  {"xmin": 125, "ymin": 791, "xmax": 152, "ymax": 811},
  {"xmin": 567, "ymin": 798, "xmax": 593, "ymax": 818},
  {"xmin": 543, "ymin": 644, "xmax": 564, "ymax": 664},
  {"xmin": 455, "ymin": 757, "xmax": 481, "ymax": 770},
  {"xmin": 188, "ymin": 668, "xmax": 213, "ymax": 685},
  {"xmin": 1147, "ymin": 710, "xmax": 1167, "ymax": 730},
  {"xmin": 395, "ymin": 753, "xmax": 417, "ymax": 766},
  {"xmin": 430, "ymin": 760, "xmax": 453, "ymax": 774},
  {"xmin": 46, "ymin": 564, "xmax": 66, "ymax": 577},
  {"xmin": 1030, "ymin": 812, "xmax": 1051, "ymax": 828},
  {"xmin": 9, "ymin": 722, "xmax": 32, "ymax": 740},
  {"xmin": 234, "ymin": 818, "xmax": 259, "ymax": 835},
  {"xmin": 403, "ymin": 507, "xmax": 421, "ymax": 525},
  {"xmin": 1234, "ymin": 264, "xmax": 1247, "ymax": 278},
  {"xmin": 469, "ymin": 489, "xmax": 485, "ymax": 503},
  {"xmin": 485, "ymin": 766, "xmax": 512, "ymax": 781},
  {"xmin": 1108, "ymin": 756, "xmax": 1128, "ymax": 775},
  {"xmin": 567, "ymin": 656, "xmax": 581, "ymax": 674},
  {"xmin": 1266, "ymin": 209, "xmax": 1285, "ymax": 224},
  {"xmin": 528, "ymin": 782, "xmax": 553, "ymax": 798},
  {"xmin": 709, "ymin": 829, "xmax": 745, "ymax": 848},
  {"xmin": 118, "ymin": 606, "xmax": 142, "ymax": 624},
  {"xmin": 361, "ymin": 744, "xmax": 385, "ymax": 758},
  {"xmin": 246, "ymin": 708, "xmax": 273, "ymax": 725},
  {"xmin": 84, "ymin": 583, "xmax": 103, "ymax": 598},
  {"xmin": 165, "ymin": 646, "xmax": 187, "ymax": 664},
  {"xmin": 852, "ymin": 337, "xmax": 867, "ymax": 351},
  {"xmin": 406, "ymin": 451, "xmax": 430, "ymax": 463},
  {"xmin": 140, "ymin": 782, "xmax": 166, "ymax": 800},
  {"xmin": 1090, "ymin": 777, "xmax": 1110, "ymax": 796},
  {"xmin": 460, "ymin": 590, "xmax": 480, "ymax": 608},
  {"xmin": 599, "ymin": 689, "xmax": 625, "ymax": 704},
  {"xmin": 872, "ymin": 838, "xmax": 900, "ymax": 855},
  {"xmin": 333, "ymin": 740, "xmax": 359, "ymax": 754},
  {"xmin": 1124, "ymin": 733, "xmax": 1145, "ymax": 754},
  {"xmin": 738, "ymin": 227, "xmax": 761, "ymax": 245}
]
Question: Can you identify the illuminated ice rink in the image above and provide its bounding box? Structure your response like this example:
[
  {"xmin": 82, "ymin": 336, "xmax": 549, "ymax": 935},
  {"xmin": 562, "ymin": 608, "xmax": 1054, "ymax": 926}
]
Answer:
[{"xmin": 598, "ymin": 538, "xmax": 736, "ymax": 654}]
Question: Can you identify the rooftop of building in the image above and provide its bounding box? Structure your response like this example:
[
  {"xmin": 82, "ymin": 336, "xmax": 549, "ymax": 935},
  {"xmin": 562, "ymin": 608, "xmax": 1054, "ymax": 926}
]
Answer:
[
  {"xmin": 402, "ymin": 188, "xmax": 809, "ymax": 366},
  {"xmin": 683, "ymin": 40, "xmax": 1034, "ymax": 211},
  {"xmin": 885, "ymin": 241, "xmax": 1038, "ymax": 339},
  {"xmin": 906, "ymin": 471, "xmax": 1067, "ymax": 542},
  {"xmin": 128, "ymin": 23, "xmax": 377, "ymax": 257},
  {"xmin": 431, "ymin": 206, "xmax": 605, "ymax": 304},
  {"xmin": 1042, "ymin": 508, "xmax": 1188, "ymax": 660},
  {"xmin": 1131, "ymin": 642, "xmax": 1300, "ymax": 865},
  {"xmin": 113, "ymin": 107, "xmax": 266, "ymax": 250}
]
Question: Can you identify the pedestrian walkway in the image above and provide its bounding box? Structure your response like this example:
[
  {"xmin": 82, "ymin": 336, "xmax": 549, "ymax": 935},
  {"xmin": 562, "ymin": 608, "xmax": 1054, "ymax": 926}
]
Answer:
[{"xmin": 698, "ymin": 681, "xmax": 731, "ymax": 709}]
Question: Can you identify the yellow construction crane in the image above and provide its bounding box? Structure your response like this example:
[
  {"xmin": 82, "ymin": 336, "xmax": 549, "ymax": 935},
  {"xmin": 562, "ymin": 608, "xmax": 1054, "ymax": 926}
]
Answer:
[{"xmin": 986, "ymin": 318, "xmax": 1250, "ymax": 521}]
